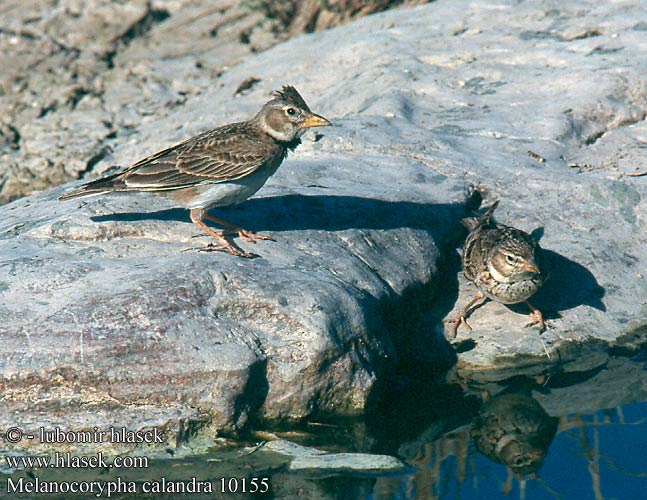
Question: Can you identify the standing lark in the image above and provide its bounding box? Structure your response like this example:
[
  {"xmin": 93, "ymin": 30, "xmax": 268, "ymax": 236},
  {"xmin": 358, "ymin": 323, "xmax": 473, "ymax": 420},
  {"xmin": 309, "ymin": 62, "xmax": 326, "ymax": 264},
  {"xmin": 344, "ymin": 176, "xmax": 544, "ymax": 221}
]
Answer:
[
  {"xmin": 447, "ymin": 200, "xmax": 547, "ymax": 337},
  {"xmin": 59, "ymin": 85, "xmax": 331, "ymax": 258}
]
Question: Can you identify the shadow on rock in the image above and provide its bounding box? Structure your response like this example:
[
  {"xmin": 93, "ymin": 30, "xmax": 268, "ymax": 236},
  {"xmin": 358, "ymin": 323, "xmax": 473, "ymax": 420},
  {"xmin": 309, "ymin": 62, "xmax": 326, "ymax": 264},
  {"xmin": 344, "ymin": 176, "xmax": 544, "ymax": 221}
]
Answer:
[
  {"xmin": 231, "ymin": 358, "xmax": 270, "ymax": 433},
  {"xmin": 417, "ymin": 246, "xmax": 466, "ymax": 345},
  {"xmin": 92, "ymin": 194, "xmax": 467, "ymax": 240},
  {"xmin": 529, "ymin": 249, "xmax": 606, "ymax": 314},
  {"xmin": 361, "ymin": 210, "xmax": 481, "ymax": 453},
  {"xmin": 362, "ymin": 249, "xmax": 473, "ymax": 455}
]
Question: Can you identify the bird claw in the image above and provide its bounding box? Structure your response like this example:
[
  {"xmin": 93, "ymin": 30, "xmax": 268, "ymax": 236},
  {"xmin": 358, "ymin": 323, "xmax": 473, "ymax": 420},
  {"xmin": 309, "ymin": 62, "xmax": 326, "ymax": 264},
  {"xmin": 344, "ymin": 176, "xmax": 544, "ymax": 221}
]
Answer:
[
  {"xmin": 525, "ymin": 310, "xmax": 548, "ymax": 333},
  {"xmin": 198, "ymin": 243, "xmax": 258, "ymax": 259},
  {"xmin": 221, "ymin": 229, "xmax": 274, "ymax": 244},
  {"xmin": 240, "ymin": 230, "xmax": 274, "ymax": 243},
  {"xmin": 445, "ymin": 315, "xmax": 472, "ymax": 338}
]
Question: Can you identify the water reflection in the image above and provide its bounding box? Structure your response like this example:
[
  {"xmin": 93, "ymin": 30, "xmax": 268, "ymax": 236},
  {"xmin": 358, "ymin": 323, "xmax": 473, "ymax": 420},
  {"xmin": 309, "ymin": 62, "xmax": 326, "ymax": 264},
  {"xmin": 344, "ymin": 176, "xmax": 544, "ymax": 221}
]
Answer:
[
  {"xmin": 265, "ymin": 348, "xmax": 647, "ymax": 500},
  {"xmin": 470, "ymin": 382, "xmax": 558, "ymax": 475}
]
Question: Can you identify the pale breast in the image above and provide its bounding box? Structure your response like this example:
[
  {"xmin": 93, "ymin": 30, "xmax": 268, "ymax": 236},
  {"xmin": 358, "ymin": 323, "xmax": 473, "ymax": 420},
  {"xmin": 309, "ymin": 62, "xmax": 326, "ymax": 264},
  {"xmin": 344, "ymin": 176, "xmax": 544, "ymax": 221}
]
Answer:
[{"xmin": 475, "ymin": 272, "xmax": 544, "ymax": 304}]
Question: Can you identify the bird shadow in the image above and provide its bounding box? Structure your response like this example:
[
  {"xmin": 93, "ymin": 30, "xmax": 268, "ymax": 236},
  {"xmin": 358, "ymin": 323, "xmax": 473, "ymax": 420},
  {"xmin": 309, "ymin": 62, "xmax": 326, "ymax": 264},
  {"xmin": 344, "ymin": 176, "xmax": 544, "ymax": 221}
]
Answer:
[
  {"xmin": 509, "ymin": 248, "xmax": 606, "ymax": 316},
  {"xmin": 91, "ymin": 193, "xmax": 469, "ymax": 242}
]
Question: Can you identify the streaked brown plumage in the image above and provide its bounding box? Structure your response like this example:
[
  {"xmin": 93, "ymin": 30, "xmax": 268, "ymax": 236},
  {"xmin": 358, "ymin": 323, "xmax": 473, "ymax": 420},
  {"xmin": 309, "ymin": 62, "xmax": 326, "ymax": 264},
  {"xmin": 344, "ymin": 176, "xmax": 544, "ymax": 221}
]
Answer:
[
  {"xmin": 447, "ymin": 200, "xmax": 547, "ymax": 337},
  {"xmin": 59, "ymin": 85, "xmax": 331, "ymax": 258}
]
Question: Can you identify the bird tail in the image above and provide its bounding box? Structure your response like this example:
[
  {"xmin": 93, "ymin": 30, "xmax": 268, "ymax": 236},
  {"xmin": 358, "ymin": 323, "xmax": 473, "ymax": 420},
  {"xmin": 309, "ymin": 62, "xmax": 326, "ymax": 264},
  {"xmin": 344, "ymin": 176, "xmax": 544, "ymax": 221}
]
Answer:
[
  {"xmin": 461, "ymin": 199, "xmax": 500, "ymax": 231},
  {"xmin": 58, "ymin": 170, "xmax": 127, "ymax": 201}
]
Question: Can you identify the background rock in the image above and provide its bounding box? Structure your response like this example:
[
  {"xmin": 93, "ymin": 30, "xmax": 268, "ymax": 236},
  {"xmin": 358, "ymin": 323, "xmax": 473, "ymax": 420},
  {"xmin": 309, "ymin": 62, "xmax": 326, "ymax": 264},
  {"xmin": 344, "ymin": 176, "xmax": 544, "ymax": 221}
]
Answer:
[
  {"xmin": 0, "ymin": 0, "xmax": 427, "ymax": 205},
  {"xmin": 0, "ymin": 0, "xmax": 646, "ymax": 450}
]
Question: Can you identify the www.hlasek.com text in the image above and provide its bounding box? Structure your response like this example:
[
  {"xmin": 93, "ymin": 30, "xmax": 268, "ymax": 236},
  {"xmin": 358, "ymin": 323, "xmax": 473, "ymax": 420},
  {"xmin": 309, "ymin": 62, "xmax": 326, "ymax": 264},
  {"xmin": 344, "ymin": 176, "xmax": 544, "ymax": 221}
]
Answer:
[{"xmin": 5, "ymin": 452, "xmax": 147, "ymax": 469}]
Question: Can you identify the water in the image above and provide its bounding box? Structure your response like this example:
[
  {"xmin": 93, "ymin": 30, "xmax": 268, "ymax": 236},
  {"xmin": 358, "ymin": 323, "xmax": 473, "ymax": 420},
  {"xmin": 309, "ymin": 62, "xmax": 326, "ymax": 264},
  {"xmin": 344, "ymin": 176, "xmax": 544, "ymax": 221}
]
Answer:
[
  {"xmin": 370, "ymin": 401, "xmax": 647, "ymax": 500},
  {"xmin": 2, "ymin": 349, "xmax": 647, "ymax": 499},
  {"xmin": 263, "ymin": 347, "xmax": 647, "ymax": 499}
]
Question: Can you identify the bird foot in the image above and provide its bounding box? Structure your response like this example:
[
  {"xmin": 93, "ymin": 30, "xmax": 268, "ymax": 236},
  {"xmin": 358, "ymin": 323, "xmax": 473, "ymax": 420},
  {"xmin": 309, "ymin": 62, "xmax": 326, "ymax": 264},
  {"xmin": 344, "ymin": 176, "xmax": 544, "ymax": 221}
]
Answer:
[
  {"xmin": 445, "ymin": 315, "xmax": 473, "ymax": 338},
  {"xmin": 198, "ymin": 242, "xmax": 258, "ymax": 259},
  {"xmin": 524, "ymin": 309, "xmax": 548, "ymax": 333},
  {"xmin": 222, "ymin": 228, "xmax": 274, "ymax": 244},
  {"xmin": 199, "ymin": 211, "xmax": 274, "ymax": 245}
]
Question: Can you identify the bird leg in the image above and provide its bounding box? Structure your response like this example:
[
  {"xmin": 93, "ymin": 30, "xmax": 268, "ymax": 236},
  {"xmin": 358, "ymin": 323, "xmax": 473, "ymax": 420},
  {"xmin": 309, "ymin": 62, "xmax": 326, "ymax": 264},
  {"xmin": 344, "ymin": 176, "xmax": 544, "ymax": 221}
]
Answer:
[
  {"xmin": 524, "ymin": 300, "xmax": 547, "ymax": 333},
  {"xmin": 189, "ymin": 209, "xmax": 257, "ymax": 258},
  {"xmin": 445, "ymin": 292, "xmax": 487, "ymax": 338},
  {"xmin": 202, "ymin": 212, "xmax": 274, "ymax": 243}
]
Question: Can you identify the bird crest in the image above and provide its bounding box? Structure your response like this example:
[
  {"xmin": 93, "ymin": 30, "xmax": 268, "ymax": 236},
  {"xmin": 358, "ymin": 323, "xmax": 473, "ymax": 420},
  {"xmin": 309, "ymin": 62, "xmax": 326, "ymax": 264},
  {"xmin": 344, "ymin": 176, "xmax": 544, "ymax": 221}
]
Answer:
[
  {"xmin": 462, "ymin": 200, "xmax": 500, "ymax": 231},
  {"xmin": 273, "ymin": 85, "xmax": 311, "ymax": 112}
]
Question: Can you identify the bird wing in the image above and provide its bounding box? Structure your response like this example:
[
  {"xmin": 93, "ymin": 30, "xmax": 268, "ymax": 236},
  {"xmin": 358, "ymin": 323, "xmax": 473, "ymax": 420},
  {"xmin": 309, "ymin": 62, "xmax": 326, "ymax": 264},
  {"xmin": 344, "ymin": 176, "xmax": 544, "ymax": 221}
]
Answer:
[
  {"xmin": 462, "ymin": 227, "xmax": 489, "ymax": 281},
  {"xmin": 123, "ymin": 124, "xmax": 278, "ymax": 190}
]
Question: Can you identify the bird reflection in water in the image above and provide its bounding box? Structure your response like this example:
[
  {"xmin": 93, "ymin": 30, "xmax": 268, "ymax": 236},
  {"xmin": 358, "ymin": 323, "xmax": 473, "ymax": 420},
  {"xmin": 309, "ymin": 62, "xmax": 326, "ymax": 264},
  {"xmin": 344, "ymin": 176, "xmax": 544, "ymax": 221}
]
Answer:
[{"xmin": 470, "ymin": 382, "xmax": 558, "ymax": 476}]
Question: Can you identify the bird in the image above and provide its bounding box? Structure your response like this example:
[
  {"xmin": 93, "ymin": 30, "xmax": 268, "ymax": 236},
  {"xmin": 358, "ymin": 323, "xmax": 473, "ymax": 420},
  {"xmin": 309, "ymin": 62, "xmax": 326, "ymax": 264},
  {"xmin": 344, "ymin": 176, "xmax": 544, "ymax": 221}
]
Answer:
[
  {"xmin": 447, "ymin": 200, "xmax": 547, "ymax": 337},
  {"xmin": 59, "ymin": 85, "xmax": 332, "ymax": 258}
]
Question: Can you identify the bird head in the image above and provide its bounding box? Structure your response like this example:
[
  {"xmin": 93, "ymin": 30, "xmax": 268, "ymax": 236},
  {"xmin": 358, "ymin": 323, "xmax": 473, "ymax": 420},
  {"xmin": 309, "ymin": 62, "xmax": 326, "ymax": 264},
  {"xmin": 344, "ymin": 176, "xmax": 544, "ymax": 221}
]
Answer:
[
  {"xmin": 490, "ymin": 240, "xmax": 542, "ymax": 283},
  {"xmin": 497, "ymin": 436, "xmax": 547, "ymax": 475},
  {"xmin": 256, "ymin": 85, "xmax": 331, "ymax": 142}
]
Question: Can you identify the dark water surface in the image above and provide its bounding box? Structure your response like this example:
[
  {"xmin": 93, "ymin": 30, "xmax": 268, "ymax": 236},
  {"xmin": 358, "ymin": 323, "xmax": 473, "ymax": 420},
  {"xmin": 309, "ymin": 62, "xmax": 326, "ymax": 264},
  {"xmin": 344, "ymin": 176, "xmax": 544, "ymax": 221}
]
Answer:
[
  {"xmin": 2, "ymin": 348, "xmax": 647, "ymax": 499},
  {"xmin": 366, "ymin": 400, "xmax": 647, "ymax": 500}
]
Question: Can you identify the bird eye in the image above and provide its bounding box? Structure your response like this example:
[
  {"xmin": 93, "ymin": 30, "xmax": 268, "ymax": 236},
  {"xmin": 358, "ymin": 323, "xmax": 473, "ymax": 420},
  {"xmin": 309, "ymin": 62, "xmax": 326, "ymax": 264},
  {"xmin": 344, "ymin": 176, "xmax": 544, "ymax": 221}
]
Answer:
[
  {"xmin": 506, "ymin": 255, "xmax": 515, "ymax": 263},
  {"xmin": 286, "ymin": 107, "xmax": 296, "ymax": 116}
]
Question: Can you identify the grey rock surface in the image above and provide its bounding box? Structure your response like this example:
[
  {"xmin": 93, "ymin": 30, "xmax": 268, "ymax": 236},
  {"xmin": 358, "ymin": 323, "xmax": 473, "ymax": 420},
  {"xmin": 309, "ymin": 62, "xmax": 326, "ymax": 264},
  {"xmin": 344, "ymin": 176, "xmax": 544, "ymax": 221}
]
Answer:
[{"xmin": 0, "ymin": 0, "xmax": 646, "ymax": 449}]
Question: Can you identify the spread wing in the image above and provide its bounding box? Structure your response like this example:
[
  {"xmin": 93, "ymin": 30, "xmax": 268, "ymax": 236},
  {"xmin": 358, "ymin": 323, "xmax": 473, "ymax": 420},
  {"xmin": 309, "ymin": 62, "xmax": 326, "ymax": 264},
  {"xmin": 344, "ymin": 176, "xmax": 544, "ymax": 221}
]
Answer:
[{"xmin": 122, "ymin": 123, "xmax": 278, "ymax": 190}]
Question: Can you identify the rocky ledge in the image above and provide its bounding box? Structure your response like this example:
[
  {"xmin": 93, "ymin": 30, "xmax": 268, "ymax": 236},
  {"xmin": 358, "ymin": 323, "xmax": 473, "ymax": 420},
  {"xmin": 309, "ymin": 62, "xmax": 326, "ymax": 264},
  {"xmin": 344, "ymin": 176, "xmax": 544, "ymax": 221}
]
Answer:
[{"xmin": 1, "ymin": 0, "xmax": 646, "ymax": 453}]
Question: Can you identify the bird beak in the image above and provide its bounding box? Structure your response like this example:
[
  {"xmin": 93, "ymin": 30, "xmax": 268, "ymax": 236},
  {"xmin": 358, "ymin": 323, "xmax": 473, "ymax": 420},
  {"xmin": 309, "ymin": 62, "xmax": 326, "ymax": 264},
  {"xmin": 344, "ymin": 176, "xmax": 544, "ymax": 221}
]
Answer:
[
  {"xmin": 522, "ymin": 261, "xmax": 540, "ymax": 274},
  {"xmin": 301, "ymin": 113, "xmax": 332, "ymax": 128}
]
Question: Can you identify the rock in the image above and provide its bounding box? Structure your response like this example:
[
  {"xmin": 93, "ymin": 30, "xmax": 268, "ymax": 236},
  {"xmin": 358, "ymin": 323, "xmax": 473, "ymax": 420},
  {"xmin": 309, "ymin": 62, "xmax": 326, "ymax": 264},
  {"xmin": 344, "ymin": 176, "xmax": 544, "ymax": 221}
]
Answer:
[
  {"xmin": 290, "ymin": 452, "xmax": 405, "ymax": 473},
  {"xmin": 264, "ymin": 439, "xmax": 405, "ymax": 472},
  {"xmin": 0, "ymin": 0, "xmax": 646, "ymax": 450},
  {"xmin": 254, "ymin": 0, "xmax": 429, "ymax": 36},
  {"xmin": 19, "ymin": 109, "xmax": 114, "ymax": 175},
  {"xmin": 264, "ymin": 439, "xmax": 327, "ymax": 458}
]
